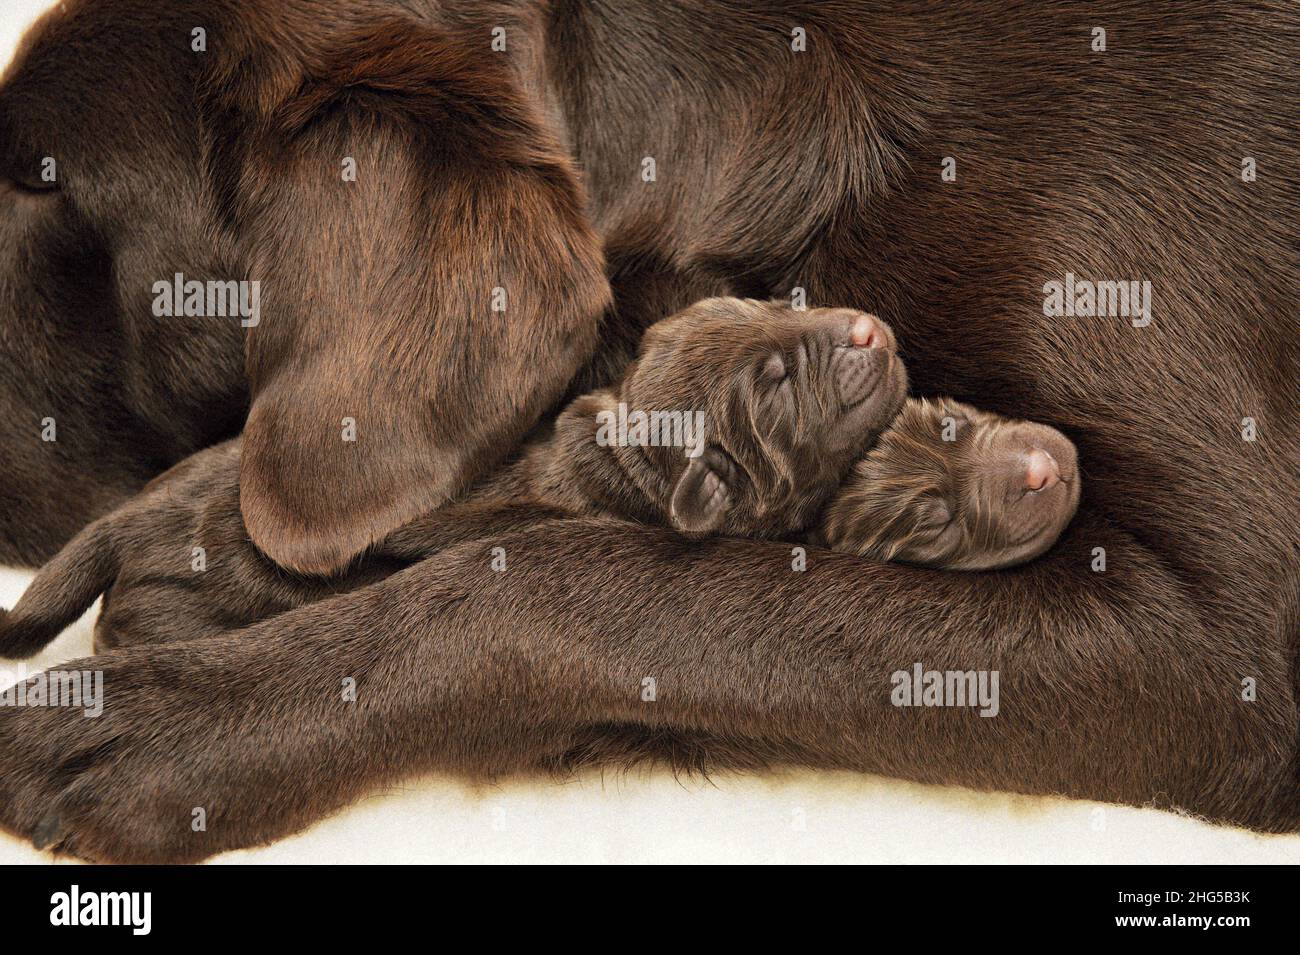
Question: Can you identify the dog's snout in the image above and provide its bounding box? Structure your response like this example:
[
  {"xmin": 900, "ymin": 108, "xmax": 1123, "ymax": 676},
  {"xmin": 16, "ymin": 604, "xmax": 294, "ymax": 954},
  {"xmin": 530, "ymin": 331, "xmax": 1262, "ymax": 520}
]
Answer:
[
  {"xmin": 834, "ymin": 347, "xmax": 881, "ymax": 407},
  {"xmin": 830, "ymin": 312, "xmax": 900, "ymax": 410},
  {"xmin": 1023, "ymin": 448, "xmax": 1060, "ymax": 492},
  {"xmin": 850, "ymin": 313, "xmax": 882, "ymax": 349}
]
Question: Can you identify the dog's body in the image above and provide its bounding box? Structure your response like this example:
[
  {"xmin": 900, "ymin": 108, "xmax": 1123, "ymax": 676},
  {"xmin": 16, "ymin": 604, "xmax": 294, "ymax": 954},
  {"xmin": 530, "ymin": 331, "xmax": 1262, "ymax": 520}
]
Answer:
[{"xmin": 0, "ymin": 0, "xmax": 1296, "ymax": 861}]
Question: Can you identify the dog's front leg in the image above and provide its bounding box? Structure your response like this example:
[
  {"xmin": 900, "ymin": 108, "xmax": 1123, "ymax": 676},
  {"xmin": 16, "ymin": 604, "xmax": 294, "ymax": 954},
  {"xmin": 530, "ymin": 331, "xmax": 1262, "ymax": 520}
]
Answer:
[{"xmin": 1, "ymin": 509, "xmax": 1295, "ymax": 863}]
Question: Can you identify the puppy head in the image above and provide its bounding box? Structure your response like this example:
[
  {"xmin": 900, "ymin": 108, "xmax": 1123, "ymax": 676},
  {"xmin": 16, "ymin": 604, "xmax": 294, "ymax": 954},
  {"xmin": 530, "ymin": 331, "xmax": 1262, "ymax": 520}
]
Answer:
[
  {"xmin": 621, "ymin": 297, "xmax": 908, "ymax": 537},
  {"xmin": 820, "ymin": 397, "xmax": 1081, "ymax": 570}
]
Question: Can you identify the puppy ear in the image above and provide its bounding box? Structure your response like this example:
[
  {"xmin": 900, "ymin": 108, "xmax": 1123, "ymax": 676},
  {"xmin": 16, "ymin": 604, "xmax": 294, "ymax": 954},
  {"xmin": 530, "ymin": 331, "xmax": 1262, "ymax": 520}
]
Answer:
[
  {"xmin": 205, "ymin": 21, "xmax": 609, "ymax": 575},
  {"xmin": 669, "ymin": 448, "xmax": 736, "ymax": 534}
]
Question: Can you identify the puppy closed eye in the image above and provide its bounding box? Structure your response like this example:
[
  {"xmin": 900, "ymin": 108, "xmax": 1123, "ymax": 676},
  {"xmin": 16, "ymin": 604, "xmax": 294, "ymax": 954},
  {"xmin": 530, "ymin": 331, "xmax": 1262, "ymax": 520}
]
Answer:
[
  {"xmin": 761, "ymin": 352, "xmax": 789, "ymax": 382},
  {"xmin": 914, "ymin": 497, "xmax": 953, "ymax": 532}
]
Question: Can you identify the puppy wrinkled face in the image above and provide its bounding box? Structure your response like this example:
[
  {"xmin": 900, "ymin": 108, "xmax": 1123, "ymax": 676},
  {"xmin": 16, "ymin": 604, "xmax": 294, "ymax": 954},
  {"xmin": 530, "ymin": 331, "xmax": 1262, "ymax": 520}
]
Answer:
[
  {"xmin": 625, "ymin": 298, "xmax": 909, "ymax": 537},
  {"xmin": 821, "ymin": 398, "xmax": 1081, "ymax": 570}
]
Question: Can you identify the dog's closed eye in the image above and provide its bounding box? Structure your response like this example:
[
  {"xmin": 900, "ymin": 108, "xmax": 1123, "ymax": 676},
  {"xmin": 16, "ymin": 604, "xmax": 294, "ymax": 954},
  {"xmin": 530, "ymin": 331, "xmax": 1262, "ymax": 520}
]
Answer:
[
  {"xmin": 4, "ymin": 173, "xmax": 58, "ymax": 195},
  {"xmin": 2, "ymin": 158, "xmax": 60, "ymax": 194}
]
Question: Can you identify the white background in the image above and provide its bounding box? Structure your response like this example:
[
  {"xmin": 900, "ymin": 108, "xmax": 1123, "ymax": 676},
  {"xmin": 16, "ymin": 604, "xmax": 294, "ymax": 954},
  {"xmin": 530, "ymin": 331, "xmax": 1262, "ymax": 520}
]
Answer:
[{"xmin": 1, "ymin": 0, "xmax": 1296, "ymax": 864}]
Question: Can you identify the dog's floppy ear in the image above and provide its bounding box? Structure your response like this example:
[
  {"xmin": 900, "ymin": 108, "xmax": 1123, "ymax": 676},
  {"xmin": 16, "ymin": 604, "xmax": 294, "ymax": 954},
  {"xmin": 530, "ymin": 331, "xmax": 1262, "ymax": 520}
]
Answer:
[
  {"xmin": 204, "ymin": 21, "xmax": 609, "ymax": 575},
  {"xmin": 669, "ymin": 448, "xmax": 737, "ymax": 534}
]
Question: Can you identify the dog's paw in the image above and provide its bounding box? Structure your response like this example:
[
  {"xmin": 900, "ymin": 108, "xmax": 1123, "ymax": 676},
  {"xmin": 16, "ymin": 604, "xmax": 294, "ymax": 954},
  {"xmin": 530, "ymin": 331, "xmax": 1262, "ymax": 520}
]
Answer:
[{"xmin": 0, "ymin": 649, "xmax": 287, "ymax": 863}]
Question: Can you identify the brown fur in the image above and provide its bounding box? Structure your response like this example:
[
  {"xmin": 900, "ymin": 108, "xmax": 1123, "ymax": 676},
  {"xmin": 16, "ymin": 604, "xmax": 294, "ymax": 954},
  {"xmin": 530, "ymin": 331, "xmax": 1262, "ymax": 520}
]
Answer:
[{"xmin": 0, "ymin": 0, "xmax": 1296, "ymax": 862}]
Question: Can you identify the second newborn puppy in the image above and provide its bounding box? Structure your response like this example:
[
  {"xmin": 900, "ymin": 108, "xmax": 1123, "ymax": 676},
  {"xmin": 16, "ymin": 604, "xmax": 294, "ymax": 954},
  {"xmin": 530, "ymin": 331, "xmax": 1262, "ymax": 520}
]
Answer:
[{"xmin": 819, "ymin": 397, "xmax": 1081, "ymax": 569}]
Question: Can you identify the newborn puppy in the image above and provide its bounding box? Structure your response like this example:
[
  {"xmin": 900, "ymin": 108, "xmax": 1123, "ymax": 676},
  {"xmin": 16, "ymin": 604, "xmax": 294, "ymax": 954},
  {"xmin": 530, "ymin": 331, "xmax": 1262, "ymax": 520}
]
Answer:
[
  {"xmin": 528, "ymin": 297, "xmax": 909, "ymax": 537},
  {"xmin": 817, "ymin": 397, "xmax": 1081, "ymax": 570},
  {"xmin": 0, "ymin": 297, "xmax": 907, "ymax": 656}
]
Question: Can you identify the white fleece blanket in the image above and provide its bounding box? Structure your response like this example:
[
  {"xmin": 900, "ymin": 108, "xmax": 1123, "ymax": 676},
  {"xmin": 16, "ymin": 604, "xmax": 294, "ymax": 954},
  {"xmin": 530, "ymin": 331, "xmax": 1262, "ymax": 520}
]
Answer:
[{"xmin": 1, "ymin": 1, "xmax": 1295, "ymax": 865}]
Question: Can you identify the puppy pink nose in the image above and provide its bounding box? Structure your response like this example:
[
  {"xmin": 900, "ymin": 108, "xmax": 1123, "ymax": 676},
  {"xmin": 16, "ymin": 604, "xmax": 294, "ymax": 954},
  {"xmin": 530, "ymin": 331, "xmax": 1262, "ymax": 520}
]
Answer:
[
  {"xmin": 1024, "ymin": 448, "xmax": 1060, "ymax": 492},
  {"xmin": 850, "ymin": 314, "xmax": 882, "ymax": 348}
]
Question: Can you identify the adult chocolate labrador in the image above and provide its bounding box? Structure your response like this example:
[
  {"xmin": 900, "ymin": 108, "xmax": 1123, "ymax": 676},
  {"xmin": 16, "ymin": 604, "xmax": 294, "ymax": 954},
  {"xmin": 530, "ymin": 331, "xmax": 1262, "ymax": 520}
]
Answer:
[{"xmin": 0, "ymin": 0, "xmax": 1295, "ymax": 862}]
